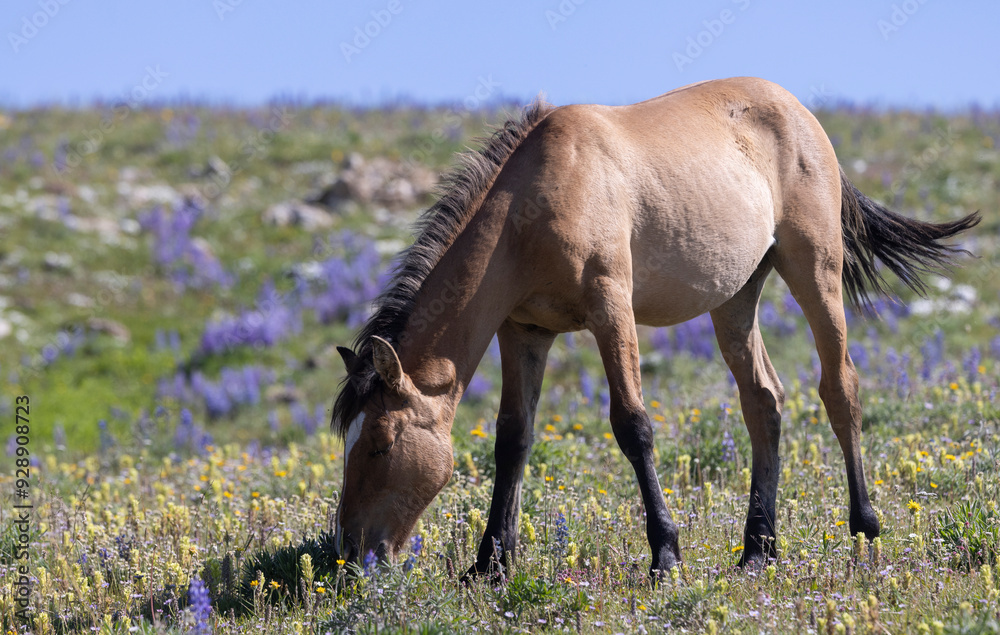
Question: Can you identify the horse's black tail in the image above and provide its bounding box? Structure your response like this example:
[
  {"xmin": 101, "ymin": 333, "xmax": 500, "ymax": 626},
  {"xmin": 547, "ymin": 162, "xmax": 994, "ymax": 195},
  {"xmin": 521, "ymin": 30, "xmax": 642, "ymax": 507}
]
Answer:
[{"xmin": 839, "ymin": 166, "xmax": 981, "ymax": 313}]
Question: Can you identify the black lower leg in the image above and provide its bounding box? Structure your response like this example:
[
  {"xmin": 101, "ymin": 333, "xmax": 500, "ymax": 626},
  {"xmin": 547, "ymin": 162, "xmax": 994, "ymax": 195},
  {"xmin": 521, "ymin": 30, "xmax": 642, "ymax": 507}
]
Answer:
[
  {"xmin": 467, "ymin": 427, "xmax": 530, "ymax": 578},
  {"xmin": 740, "ymin": 482, "xmax": 777, "ymax": 566},
  {"xmin": 846, "ymin": 466, "xmax": 880, "ymax": 539},
  {"xmin": 613, "ymin": 410, "xmax": 681, "ymax": 575}
]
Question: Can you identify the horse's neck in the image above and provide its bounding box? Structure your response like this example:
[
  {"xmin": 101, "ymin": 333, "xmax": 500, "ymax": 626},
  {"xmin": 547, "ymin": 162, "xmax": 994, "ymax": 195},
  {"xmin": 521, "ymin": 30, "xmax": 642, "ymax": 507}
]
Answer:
[{"xmin": 397, "ymin": 203, "xmax": 515, "ymax": 403}]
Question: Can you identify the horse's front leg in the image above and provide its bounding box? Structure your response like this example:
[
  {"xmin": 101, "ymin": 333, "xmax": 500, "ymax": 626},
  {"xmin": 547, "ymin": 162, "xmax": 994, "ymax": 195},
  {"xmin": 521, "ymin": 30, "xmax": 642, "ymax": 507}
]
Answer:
[
  {"xmin": 464, "ymin": 320, "xmax": 555, "ymax": 581},
  {"xmin": 586, "ymin": 276, "xmax": 681, "ymax": 578}
]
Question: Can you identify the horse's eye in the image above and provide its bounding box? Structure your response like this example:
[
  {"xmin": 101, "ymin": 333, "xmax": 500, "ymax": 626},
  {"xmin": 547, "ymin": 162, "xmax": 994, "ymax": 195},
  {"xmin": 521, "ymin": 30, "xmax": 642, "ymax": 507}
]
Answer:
[{"xmin": 370, "ymin": 441, "xmax": 394, "ymax": 457}]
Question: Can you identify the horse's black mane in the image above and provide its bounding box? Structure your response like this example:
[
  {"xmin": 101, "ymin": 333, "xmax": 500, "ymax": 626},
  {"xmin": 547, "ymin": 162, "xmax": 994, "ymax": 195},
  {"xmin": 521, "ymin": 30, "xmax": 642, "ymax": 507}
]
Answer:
[{"xmin": 331, "ymin": 99, "xmax": 553, "ymax": 437}]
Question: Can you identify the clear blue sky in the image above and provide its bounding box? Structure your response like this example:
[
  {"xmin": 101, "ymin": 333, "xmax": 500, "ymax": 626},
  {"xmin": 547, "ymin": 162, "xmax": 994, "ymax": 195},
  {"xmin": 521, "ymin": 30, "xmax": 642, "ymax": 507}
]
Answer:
[{"xmin": 3, "ymin": 0, "xmax": 999, "ymax": 109}]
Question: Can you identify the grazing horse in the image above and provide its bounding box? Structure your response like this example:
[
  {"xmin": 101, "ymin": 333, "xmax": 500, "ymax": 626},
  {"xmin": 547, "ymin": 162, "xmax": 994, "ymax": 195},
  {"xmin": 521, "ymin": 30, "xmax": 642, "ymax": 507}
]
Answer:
[{"xmin": 330, "ymin": 77, "xmax": 979, "ymax": 576}]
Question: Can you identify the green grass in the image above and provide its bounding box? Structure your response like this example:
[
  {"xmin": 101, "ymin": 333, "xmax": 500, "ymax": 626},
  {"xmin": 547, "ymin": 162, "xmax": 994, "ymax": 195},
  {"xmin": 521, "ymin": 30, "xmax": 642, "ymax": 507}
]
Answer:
[{"xmin": 0, "ymin": 101, "xmax": 998, "ymax": 632}]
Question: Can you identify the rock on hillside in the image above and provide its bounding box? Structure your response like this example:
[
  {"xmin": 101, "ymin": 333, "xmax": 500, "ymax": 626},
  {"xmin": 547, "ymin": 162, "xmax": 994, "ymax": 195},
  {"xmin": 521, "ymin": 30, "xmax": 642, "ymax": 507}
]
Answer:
[{"xmin": 306, "ymin": 152, "xmax": 437, "ymax": 211}]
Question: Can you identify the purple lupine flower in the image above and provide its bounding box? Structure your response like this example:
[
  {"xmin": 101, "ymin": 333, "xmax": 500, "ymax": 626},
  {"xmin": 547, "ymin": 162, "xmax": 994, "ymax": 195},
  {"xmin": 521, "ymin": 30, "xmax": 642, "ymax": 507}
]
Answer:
[
  {"xmin": 300, "ymin": 234, "xmax": 385, "ymax": 327},
  {"xmin": 963, "ymin": 347, "xmax": 982, "ymax": 383},
  {"xmin": 487, "ymin": 336, "xmax": 501, "ymax": 362},
  {"xmin": 140, "ymin": 200, "xmax": 233, "ymax": 291},
  {"xmin": 554, "ymin": 512, "xmax": 569, "ymax": 555},
  {"xmin": 782, "ymin": 291, "xmax": 803, "ymax": 316},
  {"xmin": 848, "ymin": 342, "xmax": 869, "ymax": 372},
  {"xmin": 759, "ymin": 301, "xmax": 797, "ymax": 336},
  {"xmin": 919, "ymin": 330, "xmax": 945, "ymax": 381},
  {"xmin": 405, "ymin": 534, "xmax": 424, "ymax": 572},
  {"xmin": 53, "ymin": 140, "xmax": 69, "ymax": 173},
  {"xmin": 166, "ymin": 365, "xmax": 273, "ymax": 420},
  {"xmin": 465, "ymin": 374, "xmax": 492, "ymax": 401},
  {"xmin": 564, "ymin": 332, "xmax": 577, "ymax": 350},
  {"xmin": 580, "ymin": 369, "xmax": 594, "ymax": 404},
  {"xmin": 195, "ymin": 374, "xmax": 232, "ymax": 419},
  {"xmin": 363, "ymin": 550, "xmax": 378, "ymax": 576},
  {"xmin": 598, "ymin": 387, "xmax": 611, "ymax": 419},
  {"xmin": 290, "ymin": 402, "xmax": 315, "ymax": 435},
  {"xmin": 896, "ymin": 369, "xmax": 910, "ymax": 399},
  {"xmin": 188, "ymin": 576, "xmax": 212, "ymax": 634},
  {"xmin": 175, "ymin": 408, "xmax": 195, "ymax": 450},
  {"xmin": 651, "ymin": 314, "xmax": 716, "ymax": 360},
  {"xmin": 98, "ymin": 420, "xmax": 116, "ymax": 453},
  {"xmin": 199, "ymin": 281, "xmax": 301, "ymax": 355},
  {"xmin": 721, "ymin": 430, "xmax": 737, "ymax": 463}
]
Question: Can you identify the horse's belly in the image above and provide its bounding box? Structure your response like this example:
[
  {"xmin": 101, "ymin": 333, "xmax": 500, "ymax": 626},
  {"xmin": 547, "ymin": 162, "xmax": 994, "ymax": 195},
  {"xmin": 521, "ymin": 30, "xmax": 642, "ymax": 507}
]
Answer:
[{"xmin": 630, "ymin": 225, "xmax": 774, "ymax": 327}]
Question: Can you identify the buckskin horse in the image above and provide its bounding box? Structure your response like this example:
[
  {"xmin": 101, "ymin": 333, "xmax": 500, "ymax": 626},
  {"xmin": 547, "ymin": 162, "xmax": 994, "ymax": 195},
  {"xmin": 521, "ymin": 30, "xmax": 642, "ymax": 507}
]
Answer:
[{"xmin": 330, "ymin": 77, "xmax": 979, "ymax": 577}]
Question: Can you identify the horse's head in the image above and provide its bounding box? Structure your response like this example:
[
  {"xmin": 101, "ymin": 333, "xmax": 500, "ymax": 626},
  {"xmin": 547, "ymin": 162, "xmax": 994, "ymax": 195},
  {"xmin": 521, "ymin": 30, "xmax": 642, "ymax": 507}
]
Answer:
[{"xmin": 332, "ymin": 336, "xmax": 455, "ymax": 564}]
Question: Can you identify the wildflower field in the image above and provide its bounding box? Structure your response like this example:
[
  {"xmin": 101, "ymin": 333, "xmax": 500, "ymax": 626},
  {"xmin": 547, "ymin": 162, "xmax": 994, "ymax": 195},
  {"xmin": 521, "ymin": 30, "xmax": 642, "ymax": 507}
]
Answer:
[{"xmin": 0, "ymin": 100, "xmax": 999, "ymax": 634}]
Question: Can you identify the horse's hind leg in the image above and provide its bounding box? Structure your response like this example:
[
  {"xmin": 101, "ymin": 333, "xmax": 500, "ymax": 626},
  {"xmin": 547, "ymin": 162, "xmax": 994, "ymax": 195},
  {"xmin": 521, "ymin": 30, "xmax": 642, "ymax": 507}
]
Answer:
[
  {"xmin": 710, "ymin": 260, "xmax": 784, "ymax": 566},
  {"xmin": 774, "ymin": 224, "xmax": 880, "ymax": 541},
  {"xmin": 585, "ymin": 275, "xmax": 681, "ymax": 577},
  {"xmin": 466, "ymin": 320, "xmax": 555, "ymax": 580}
]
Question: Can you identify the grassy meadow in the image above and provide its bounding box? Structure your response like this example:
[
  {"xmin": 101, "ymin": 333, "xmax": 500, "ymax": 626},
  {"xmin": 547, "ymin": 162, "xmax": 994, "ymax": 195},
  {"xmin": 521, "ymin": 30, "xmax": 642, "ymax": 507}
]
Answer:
[{"xmin": 0, "ymin": 99, "xmax": 999, "ymax": 633}]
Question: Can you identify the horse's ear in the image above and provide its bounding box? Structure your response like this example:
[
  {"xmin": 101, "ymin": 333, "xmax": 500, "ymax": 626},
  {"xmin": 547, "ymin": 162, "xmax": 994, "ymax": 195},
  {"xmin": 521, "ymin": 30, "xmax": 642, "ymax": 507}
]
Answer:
[
  {"xmin": 337, "ymin": 346, "xmax": 358, "ymax": 371},
  {"xmin": 371, "ymin": 336, "xmax": 404, "ymax": 391}
]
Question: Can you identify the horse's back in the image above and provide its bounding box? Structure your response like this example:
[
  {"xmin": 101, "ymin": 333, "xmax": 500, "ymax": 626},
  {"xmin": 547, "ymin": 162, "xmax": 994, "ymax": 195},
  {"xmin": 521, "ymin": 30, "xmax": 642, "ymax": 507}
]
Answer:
[{"xmin": 500, "ymin": 78, "xmax": 841, "ymax": 330}]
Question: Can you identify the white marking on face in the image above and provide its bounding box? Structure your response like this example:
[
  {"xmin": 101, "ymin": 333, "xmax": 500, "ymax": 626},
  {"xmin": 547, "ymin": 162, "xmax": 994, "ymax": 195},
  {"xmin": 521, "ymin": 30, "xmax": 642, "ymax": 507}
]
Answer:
[
  {"xmin": 344, "ymin": 413, "xmax": 364, "ymax": 472},
  {"xmin": 336, "ymin": 413, "xmax": 363, "ymax": 552}
]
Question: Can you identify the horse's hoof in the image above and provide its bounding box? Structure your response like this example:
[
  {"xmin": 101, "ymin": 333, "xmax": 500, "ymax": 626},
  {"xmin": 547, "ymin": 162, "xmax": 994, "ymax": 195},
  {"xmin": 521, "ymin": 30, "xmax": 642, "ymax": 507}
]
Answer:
[
  {"xmin": 649, "ymin": 546, "xmax": 682, "ymax": 583},
  {"xmin": 737, "ymin": 543, "xmax": 776, "ymax": 570},
  {"xmin": 850, "ymin": 505, "xmax": 881, "ymax": 540},
  {"xmin": 459, "ymin": 567, "xmax": 477, "ymax": 587},
  {"xmin": 460, "ymin": 562, "xmax": 504, "ymax": 586},
  {"xmin": 738, "ymin": 551, "xmax": 765, "ymax": 570}
]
